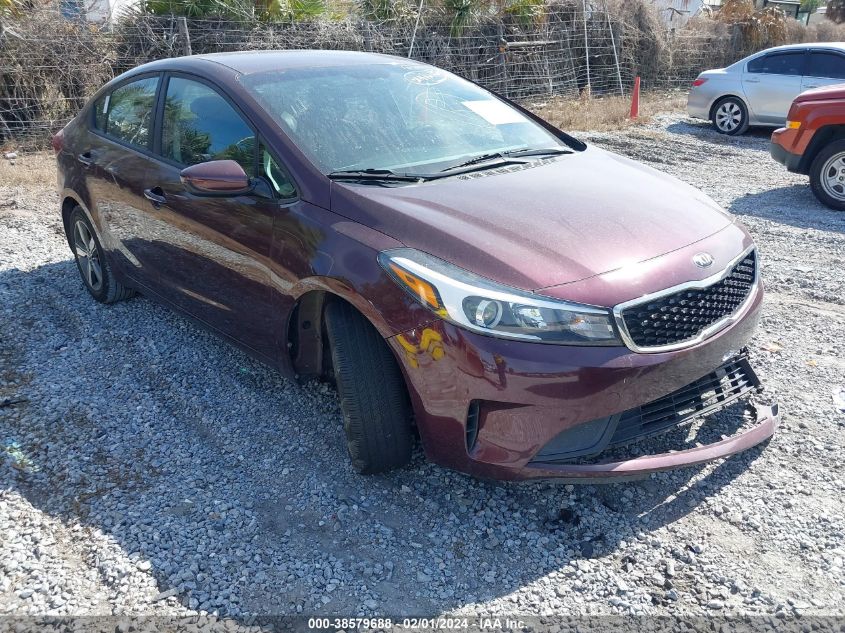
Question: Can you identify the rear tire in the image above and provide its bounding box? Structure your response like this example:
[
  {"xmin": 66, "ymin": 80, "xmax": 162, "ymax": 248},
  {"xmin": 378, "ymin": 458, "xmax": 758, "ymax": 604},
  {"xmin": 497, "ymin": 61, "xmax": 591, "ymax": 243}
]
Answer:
[
  {"xmin": 711, "ymin": 97, "xmax": 749, "ymax": 136},
  {"xmin": 809, "ymin": 139, "xmax": 845, "ymax": 211},
  {"xmin": 69, "ymin": 207, "xmax": 135, "ymax": 304},
  {"xmin": 324, "ymin": 300, "xmax": 413, "ymax": 474}
]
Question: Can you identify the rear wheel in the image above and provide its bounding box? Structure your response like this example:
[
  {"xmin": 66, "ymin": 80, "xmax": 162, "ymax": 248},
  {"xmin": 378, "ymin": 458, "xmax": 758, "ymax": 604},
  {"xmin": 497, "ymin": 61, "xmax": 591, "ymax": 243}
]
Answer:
[
  {"xmin": 711, "ymin": 97, "xmax": 749, "ymax": 136},
  {"xmin": 324, "ymin": 300, "xmax": 413, "ymax": 474},
  {"xmin": 809, "ymin": 139, "xmax": 845, "ymax": 211},
  {"xmin": 69, "ymin": 207, "xmax": 135, "ymax": 303}
]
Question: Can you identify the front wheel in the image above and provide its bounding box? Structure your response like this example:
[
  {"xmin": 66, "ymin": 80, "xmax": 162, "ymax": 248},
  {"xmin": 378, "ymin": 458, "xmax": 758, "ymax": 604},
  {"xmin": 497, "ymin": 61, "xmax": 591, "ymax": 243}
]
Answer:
[
  {"xmin": 809, "ymin": 139, "xmax": 845, "ymax": 211},
  {"xmin": 324, "ymin": 300, "xmax": 413, "ymax": 474},
  {"xmin": 711, "ymin": 97, "xmax": 749, "ymax": 136}
]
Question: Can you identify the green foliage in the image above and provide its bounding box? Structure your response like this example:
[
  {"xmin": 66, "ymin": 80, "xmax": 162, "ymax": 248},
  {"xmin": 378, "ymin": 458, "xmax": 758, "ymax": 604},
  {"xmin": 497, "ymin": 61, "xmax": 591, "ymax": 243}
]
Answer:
[
  {"xmin": 443, "ymin": 0, "xmax": 482, "ymax": 36},
  {"xmin": 359, "ymin": 0, "xmax": 395, "ymax": 21},
  {"xmin": 265, "ymin": 0, "xmax": 326, "ymax": 20},
  {"xmin": 503, "ymin": 0, "xmax": 545, "ymax": 26},
  {"xmin": 0, "ymin": 0, "xmax": 22, "ymax": 16},
  {"xmin": 143, "ymin": 0, "xmax": 253, "ymax": 18},
  {"xmin": 800, "ymin": 0, "xmax": 820, "ymax": 12}
]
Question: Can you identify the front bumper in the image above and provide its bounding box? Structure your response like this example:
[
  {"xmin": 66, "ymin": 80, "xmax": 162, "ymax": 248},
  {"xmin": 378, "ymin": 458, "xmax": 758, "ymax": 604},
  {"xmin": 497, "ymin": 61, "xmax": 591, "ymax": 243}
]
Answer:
[
  {"xmin": 770, "ymin": 128, "xmax": 805, "ymax": 173},
  {"xmin": 388, "ymin": 283, "xmax": 773, "ymax": 481}
]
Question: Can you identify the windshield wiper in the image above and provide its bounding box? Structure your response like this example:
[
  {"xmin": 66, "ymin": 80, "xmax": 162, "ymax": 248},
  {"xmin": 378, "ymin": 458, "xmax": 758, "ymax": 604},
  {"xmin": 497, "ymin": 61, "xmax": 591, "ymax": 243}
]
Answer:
[
  {"xmin": 441, "ymin": 152, "xmax": 509, "ymax": 171},
  {"xmin": 503, "ymin": 147, "xmax": 573, "ymax": 158},
  {"xmin": 328, "ymin": 168, "xmax": 424, "ymax": 182},
  {"xmin": 439, "ymin": 147, "xmax": 572, "ymax": 173}
]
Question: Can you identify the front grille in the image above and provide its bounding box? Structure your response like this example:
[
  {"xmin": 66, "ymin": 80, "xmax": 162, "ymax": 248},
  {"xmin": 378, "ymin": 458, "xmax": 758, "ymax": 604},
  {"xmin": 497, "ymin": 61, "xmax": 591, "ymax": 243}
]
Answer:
[
  {"xmin": 608, "ymin": 354, "xmax": 760, "ymax": 447},
  {"xmin": 620, "ymin": 250, "xmax": 757, "ymax": 350}
]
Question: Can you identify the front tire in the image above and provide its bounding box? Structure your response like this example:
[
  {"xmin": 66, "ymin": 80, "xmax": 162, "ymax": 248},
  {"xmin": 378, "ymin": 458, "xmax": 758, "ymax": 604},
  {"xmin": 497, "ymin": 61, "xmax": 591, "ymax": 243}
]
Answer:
[
  {"xmin": 324, "ymin": 300, "xmax": 413, "ymax": 474},
  {"xmin": 69, "ymin": 207, "xmax": 135, "ymax": 303},
  {"xmin": 809, "ymin": 139, "xmax": 845, "ymax": 211},
  {"xmin": 711, "ymin": 97, "xmax": 749, "ymax": 136}
]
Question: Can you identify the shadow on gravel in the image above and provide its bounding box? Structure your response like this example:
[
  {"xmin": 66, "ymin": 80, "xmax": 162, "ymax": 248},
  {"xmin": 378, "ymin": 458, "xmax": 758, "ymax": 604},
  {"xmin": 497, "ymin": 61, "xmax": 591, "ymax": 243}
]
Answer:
[
  {"xmin": 729, "ymin": 184, "xmax": 845, "ymax": 233},
  {"xmin": 664, "ymin": 121, "xmax": 774, "ymax": 145},
  {"xmin": 0, "ymin": 259, "xmax": 772, "ymax": 618}
]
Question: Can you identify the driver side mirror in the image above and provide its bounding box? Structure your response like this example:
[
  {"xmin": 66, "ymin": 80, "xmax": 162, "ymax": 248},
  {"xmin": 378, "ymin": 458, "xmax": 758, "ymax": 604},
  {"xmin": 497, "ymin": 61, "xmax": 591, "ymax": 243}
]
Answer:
[{"xmin": 180, "ymin": 160, "xmax": 253, "ymax": 195}]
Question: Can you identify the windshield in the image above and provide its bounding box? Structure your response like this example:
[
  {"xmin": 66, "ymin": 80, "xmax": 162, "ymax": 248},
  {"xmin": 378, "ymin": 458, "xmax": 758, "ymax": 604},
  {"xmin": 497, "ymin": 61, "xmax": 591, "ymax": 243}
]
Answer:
[{"xmin": 242, "ymin": 62, "xmax": 565, "ymax": 174}]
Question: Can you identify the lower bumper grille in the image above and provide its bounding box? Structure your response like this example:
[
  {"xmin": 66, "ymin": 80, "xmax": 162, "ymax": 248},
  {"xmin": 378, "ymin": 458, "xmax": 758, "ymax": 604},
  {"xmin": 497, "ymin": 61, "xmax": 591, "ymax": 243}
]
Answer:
[
  {"xmin": 532, "ymin": 354, "xmax": 761, "ymax": 463},
  {"xmin": 607, "ymin": 354, "xmax": 760, "ymax": 448}
]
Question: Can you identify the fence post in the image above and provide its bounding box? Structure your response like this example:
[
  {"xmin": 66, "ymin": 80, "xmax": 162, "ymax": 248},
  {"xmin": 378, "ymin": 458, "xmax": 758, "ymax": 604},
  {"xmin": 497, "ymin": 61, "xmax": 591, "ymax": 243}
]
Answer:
[
  {"xmin": 178, "ymin": 16, "xmax": 192, "ymax": 56},
  {"xmin": 408, "ymin": 0, "xmax": 424, "ymax": 58},
  {"xmin": 582, "ymin": 0, "xmax": 590, "ymax": 94},
  {"xmin": 497, "ymin": 22, "xmax": 509, "ymax": 99},
  {"xmin": 605, "ymin": 8, "xmax": 623, "ymax": 96}
]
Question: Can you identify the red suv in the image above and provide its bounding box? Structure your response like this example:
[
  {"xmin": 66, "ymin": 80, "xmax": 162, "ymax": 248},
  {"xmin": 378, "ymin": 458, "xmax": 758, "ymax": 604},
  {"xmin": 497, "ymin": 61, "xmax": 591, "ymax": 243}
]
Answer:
[{"xmin": 771, "ymin": 84, "xmax": 845, "ymax": 210}]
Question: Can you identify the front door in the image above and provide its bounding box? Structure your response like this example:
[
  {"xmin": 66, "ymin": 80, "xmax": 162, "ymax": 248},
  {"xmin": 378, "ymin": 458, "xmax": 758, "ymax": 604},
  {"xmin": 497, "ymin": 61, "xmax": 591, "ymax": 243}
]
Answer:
[
  {"xmin": 742, "ymin": 50, "xmax": 806, "ymax": 124},
  {"xmin": 142, "ymin": 75, "xmax": 286, "ymax": 359}
]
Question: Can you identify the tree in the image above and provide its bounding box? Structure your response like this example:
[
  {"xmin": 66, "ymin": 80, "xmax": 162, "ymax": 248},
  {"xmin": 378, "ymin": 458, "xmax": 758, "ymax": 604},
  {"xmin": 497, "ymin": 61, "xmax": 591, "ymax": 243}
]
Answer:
[
  {"xmin": 828, "ymin": 0, "xmax": 845, "ymax": 22},
  {"xmin": 800, "ymin": 0, "xmax": 820, "ymax": 11}
]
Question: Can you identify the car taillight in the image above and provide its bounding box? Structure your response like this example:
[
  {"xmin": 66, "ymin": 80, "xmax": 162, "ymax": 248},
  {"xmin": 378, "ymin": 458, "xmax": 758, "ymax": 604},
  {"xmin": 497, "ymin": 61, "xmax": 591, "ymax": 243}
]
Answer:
[
  {"xmin": 51, "ymin": 129, "xmax": 65, "ymax": 155},
  {"xmin": 692, "ymin": 78, "xmax": 708, "ymax": 87}
]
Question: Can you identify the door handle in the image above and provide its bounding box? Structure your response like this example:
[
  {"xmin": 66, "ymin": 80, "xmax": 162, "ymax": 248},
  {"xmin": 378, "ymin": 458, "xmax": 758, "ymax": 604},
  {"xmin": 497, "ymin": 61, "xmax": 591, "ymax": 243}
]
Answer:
[
  {"xmin": 77, "ymin": 151, "xmax": 96, "ymax": 167},
  {"xmin": 143, "ymin": 187, "xmax": 167, "ymax": 208},
  {"xmin": 805, "ymin": 84, "xmax": 821, "ymax": 89},
  {"xmin": 745, "ymin": 78, "xmax": 760, "ymax": 83}
]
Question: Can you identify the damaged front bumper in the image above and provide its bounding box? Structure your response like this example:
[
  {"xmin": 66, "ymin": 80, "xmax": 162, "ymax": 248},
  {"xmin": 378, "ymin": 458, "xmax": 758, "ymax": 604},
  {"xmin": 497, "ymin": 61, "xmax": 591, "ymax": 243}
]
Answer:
[
  {"xmin": 527, "ymin": 402, "xmax": 779, "ymax": 483},
  {"xmin": 390, "ymin": 289, "xmax": 778, "ymax": 481}
]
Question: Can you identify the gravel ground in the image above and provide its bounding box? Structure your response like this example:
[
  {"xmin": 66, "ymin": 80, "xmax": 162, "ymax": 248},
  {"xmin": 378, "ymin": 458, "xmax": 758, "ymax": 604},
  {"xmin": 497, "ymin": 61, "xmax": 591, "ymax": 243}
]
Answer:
[{"xmin": 1, "ymin": 114, "xmax": 844, "ymax": 621}]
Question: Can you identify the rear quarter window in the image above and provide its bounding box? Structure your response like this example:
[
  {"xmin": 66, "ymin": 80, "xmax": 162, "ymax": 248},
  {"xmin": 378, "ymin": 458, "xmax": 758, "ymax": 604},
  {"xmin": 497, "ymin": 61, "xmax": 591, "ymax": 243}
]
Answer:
[
  {"xmin": 807, "ymin": 51, "xmax": 845, "ymax": 79},
  {"xmin": 94, "ymin": 76, "xmax": 159, "ymax": 149}
]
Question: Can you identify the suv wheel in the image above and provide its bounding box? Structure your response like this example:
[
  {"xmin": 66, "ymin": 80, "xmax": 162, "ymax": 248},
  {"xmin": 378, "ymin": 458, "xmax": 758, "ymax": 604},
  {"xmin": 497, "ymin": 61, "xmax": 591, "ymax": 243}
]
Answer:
[
  {"xmin": 324, "ymin": 299, "xmax": 413, "ymax": 474},
  {"xmin": 69, "ymin": 207, "xmax": 135, "ymax": 303},
  {"xmin": 712, "ymin": 97, "xmax": 749, "ymax": 135},
  {"xmin": 809, "ymin": 139, "xmax": 845, "ymax": 211}
]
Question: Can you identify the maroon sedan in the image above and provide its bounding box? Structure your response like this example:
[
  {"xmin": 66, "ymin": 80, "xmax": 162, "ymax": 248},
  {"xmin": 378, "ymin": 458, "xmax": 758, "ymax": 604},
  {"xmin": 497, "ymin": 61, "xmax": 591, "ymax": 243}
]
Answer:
[{"xmin": 54, "ymin": 51, "xmax": 778, "ymax": 481}]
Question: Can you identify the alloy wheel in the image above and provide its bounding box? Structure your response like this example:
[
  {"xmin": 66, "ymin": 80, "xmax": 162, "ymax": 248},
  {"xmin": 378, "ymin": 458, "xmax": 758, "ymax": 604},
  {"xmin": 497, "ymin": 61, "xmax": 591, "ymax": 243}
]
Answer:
[
  {"xmin": 715, "ymin": 101, "xmax": 742, "ymax": 133},
  {"xmin": 820, "ymin": 152, "xmax": 845, "ymax": 202},
  {"xmin": 73, "ymin": 219, "xmax": 104, "ymax": 292}
]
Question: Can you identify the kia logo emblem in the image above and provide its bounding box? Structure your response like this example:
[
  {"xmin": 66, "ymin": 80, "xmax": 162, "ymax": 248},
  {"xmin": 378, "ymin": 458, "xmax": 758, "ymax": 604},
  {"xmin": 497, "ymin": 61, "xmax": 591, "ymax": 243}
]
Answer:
[{"xmin": 693, "ymin": 252, "xmax": 714, "ymax": 268}]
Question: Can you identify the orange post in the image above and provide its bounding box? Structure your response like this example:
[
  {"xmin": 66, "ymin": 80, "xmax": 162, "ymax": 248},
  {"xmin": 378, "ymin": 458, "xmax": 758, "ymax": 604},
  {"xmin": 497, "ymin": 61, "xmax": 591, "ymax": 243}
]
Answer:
[{"xmin": 629, "ymin": 76, "xmax": 641, "ymax": 119}]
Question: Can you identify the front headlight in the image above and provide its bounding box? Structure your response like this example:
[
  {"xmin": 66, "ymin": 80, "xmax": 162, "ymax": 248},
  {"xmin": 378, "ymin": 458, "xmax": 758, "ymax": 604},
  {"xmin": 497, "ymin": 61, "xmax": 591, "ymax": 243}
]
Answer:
[{"xmin": 379, "ymin": 248, "xmax": 621, "ymax": 345}]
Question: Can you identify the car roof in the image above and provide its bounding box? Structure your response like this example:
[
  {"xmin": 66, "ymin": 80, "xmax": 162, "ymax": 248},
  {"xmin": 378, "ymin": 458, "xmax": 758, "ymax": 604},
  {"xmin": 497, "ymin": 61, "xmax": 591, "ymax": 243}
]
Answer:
[
  {"xmin": 752, "ymin": 42, "xmax": 845, "ymax": 55},
  {"xmin": 135, "ymin": 50, "xmax": 420, "ymax": 77}
]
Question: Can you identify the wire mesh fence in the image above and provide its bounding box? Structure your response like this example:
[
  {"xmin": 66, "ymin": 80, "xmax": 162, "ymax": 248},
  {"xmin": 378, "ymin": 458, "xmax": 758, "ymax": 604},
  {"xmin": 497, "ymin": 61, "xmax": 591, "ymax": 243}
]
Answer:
[{"xmin": 0, "ymin": 0, "xmax": 841, "ymax": 149}]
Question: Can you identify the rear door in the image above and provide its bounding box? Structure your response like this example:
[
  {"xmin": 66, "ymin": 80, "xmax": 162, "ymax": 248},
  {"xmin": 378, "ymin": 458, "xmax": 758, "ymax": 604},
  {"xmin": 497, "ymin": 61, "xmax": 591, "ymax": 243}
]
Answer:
[
  {"xmin": 142, "ymin": 74, "xmax": 288, "ymax": 358},
  {"xmin": 742, "ymin": 50, "xmax": 806, "ymax": 124},
  {"xmin": 802, "ymin": 49, "xmax": 845, "ymax": 92},
  {"xmin": 83, "ymin": 74, "xmax": 161, "ymax": 286}
]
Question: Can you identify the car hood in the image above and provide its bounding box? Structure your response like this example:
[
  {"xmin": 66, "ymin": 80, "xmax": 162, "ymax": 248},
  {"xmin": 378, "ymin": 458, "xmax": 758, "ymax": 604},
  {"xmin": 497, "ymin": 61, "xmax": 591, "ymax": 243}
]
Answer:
[
  {"xmin": 330, "ymin": 146, "xmax": 733, "ymax": 291},
  {"xmin": 795, "ymin": 83, "xmax": 845, "ymax": 103}
]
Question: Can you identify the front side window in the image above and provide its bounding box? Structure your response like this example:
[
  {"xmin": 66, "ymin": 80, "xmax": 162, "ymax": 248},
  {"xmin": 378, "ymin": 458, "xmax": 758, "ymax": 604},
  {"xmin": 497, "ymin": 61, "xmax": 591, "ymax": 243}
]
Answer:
[
  {"xmin": 807, "ymin": 51, "xmax": 845, "ymax": 79},
  {"xmin": 161, "ymin": 77, "xmax": 255, "ymax": 175},
  {"xmin": 243, "ymin": 63, "xmax": 564, "ymax": 174},
  {"xmin": 95, "ymin": 76, "xmax": 158, "ymax": 149},
  {"xmin": 746, "ymin": 52, "xmax": 805, "ymax": 76}
]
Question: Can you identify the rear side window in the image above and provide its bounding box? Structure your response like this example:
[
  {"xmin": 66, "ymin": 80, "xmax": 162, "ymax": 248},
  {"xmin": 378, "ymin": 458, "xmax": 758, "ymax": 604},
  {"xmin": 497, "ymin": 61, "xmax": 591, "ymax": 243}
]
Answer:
[
  {"xmin": 807, "ymin": 51, "xmax": 845, "ymax": 79},
  {"xmin": 93, "ymin": 76, "xmax": 159, "ymax": 149},
  {"xmin": 746, "ymin": 52, "xmax": 805, "ymax": 76},
  {"xmin": 161, "ymin": 77, "xmax": 255, "ymax": 175}
]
